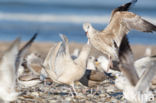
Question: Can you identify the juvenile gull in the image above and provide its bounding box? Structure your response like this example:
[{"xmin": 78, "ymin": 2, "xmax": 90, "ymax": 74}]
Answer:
[
  {"xmin": 43, "ymin": 34, "xmax": 91, "ymax": 96},
  {"xmin": 83, "ymin": 0, "xmax": 156, "ymax": 71}
]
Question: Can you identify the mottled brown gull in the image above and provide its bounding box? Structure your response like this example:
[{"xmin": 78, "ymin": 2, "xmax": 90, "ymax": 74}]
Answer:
[{"xmin": 83, "ymin": 0, "xmax": 156, "ymax": 71}]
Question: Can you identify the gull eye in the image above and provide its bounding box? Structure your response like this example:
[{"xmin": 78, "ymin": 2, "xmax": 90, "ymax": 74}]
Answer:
[{"xmin": 87, "ymin": 26, "xmax": 90, "ymax": 29}]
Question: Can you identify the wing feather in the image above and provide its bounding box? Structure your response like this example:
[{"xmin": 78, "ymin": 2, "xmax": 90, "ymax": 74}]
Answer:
[
  {"xmin": 54, "ymin": 34, "xmax": 72, "ymax": 77},
  {"xmin": 135, "ymin": 58, "xmax": 156, "ymax": 91},
  {"xmin": 0, "ymin": 38, "xmax": 20, "ymax": 87},
  {"xmin": 119, "ymin": 36, "xmax": 139, "ymax": 86},
  {"xmin": 16, "ymin": 33, "xmax": 37, "ymax": 74},
  {"xmin": 123, "ymin": 14, "xmax": 156, "ymax": 32}
]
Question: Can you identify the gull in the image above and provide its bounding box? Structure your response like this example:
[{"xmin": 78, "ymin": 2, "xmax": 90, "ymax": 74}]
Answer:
[
  {"xmin": 16, "ymin": 33, "xmax": 38, "ymax": 77},
  {"xmin": 16, "ymin": 33, "xmax": 40, "ymax": 88},
  {"xmin": 117, "ymin": 36, "xmax": 156, "ymax": 103},
  {"xmin": 95, "ymin": 50, "xmax": 156, "ymax": 91},
  {"xmin": 95, "ymin": 55, "xmax": 120, "ymax": 75},
  {"xmin": 79, "ymin": 56, "xmax": 107, "ymax": 94},
  {"xmin": 40, "ymin": 46, "xmax": 80, "ymax": 81},
  {"xmin": 83, "ymin": 0, "xmax": 156, "ymax": 71},
  {"xmin": 79, "ymin": 70, "xmax": 106, "ymax": 92},
  {"xmin": 43, "ymin": 34, "xmax": 91, "ymax": 96},
  {"xmin": 25, "ymin": 53, "xmax": 43, "ymax": 76},
  {"xmin": 23, "ymin": 53, "xmax": 52, "ymax": 86},
  {"xmin": 95, "ymin": 56, "xmax": 110, "ymax": 73},
  {"xmin": 0, "ymin": 38, "xmax": 20, "ymax": 103},
  {"xmin": 87, "ymin": 56, "xmax": 96, "ymax": 71}
]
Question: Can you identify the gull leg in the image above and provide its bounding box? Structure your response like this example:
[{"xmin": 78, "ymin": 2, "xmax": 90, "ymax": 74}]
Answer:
[
  {"xmin": 70, "ymin": 83, "xmax": 77, "ymax": 97},
  {"xmin": 90, "ymin": 88, "xmax": 93, "ymax": 94},
  {"xmin": 69, "ymin": 88, "xmax": 75, "ymax": 97},
  {"xmin": 92, "ymin": 86, "xmax": 100, "ymax": 95},
  {"xmin": 82, "ymin": 88, "xmax": 88, "ymax": 94}
]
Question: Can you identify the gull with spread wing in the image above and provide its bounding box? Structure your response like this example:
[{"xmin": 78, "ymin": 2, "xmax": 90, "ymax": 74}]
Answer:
[
  {"xmin": 83, "ymin": 0, "xmax": 156, "ymax": 71},
  {"xmin": 117, "ymin": 35, "xmax": 156, "ymax": 103},
  {"xmin": 43, "ymin": 34, "xmax": 91, "ymax": 96}
]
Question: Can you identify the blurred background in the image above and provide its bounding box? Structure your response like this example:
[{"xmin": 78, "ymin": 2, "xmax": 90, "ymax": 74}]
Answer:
[{"xmin": 0, "ymin": 0, "xmax": 155, "ymax": 44}]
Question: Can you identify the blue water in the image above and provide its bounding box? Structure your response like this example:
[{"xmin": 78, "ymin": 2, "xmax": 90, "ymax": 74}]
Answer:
[{"xmin": 0, "ymin": 0, "xmax": 156, "ymax": 45}]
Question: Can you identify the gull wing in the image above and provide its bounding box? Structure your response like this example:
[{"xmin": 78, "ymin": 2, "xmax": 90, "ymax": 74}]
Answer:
[
  {"xmin": 135, "ymin": 57, "xmax": 156, "ymax": 91},
  {"xmin": 134, "ymin": 55, "xmax": 156, "ymax": 77},
  {"xmin": 43, "ymin": 42, "xmax": 62, "ymax": 81},
  {"xmin": 110, "ymin": 0, "xmax": 137, "ymax": 22},
  {"xmin": 93, "ymin": 33, "xmax": 119, "ymax": 60},
  {"xmin": 119, "ymin": 36, "xmax": 139, "ymax": 86},
  {"xmin": 15, "ymin": 33, "xmax": 37, "ymax": 74},
  {"xmin": 74, "ymin": 42, "xmax": 91, "ymax": 68},
  {"xmin": 52, "ymin": 34, "xmax": 72, "ymax": 78},
  {"xmin": 0, "ymin": 38, "xmax": 20, "ymax": 86},
  {"xmin": 122, "ymin": 14, "xmax": 156, "ymax": 33},
  {"xmin": 59, "ymin": 34, "xmax": 70, "ymax": 56}
]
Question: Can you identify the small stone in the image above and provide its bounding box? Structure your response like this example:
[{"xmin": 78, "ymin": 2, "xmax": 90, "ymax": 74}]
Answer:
[
  {"xmin": 31, "ymin": 92, "xmax": 39, "ymax": 97},
  {"xmin": 65, "ymin": 97, "xmax": 72, "ymax": 101}
]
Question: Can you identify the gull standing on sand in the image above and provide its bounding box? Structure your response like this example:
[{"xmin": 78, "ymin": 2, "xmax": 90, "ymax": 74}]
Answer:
[
  {"xmin": 79, "ymin": 55, "xmax": 107, "ymax": 94},
  {"xmin": 83, "ymin": 0, "xmax": 156, "ymax": 71},
  {"xmin": 43, "ymin": 34, "xmax": 91, "ymax": 96}
]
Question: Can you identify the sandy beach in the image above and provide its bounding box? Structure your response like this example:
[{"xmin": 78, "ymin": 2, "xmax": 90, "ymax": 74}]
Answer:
[
  {"xmin": 0, "ymin": 42, "xmax": 156, "ymax": 103},
  {"xmin": 0, "ymin": 42, "xmax": 155, "ymax": 59}
]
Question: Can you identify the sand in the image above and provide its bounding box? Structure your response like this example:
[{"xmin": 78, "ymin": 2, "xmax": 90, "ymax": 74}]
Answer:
[
  {"xmin": 0, "ymin": 42, "xmax": 156, "ymax": 103},
  {"xmin": 0, "ymin": 41, "xmax": 155, "ymax": 59}
]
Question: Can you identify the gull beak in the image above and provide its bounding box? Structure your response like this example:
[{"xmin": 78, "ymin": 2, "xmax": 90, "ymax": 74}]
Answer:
[
  {"xmin": 85, "ymin": 31, "xmax": 88, "ymax": 36},
  {"xmin": 95, "ymin": 61, "xmax": 99, "ymax": 66}
]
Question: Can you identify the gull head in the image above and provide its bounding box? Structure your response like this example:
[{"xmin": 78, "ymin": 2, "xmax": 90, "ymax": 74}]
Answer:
[
  {"xmin": 83, "ymin": 23, "xmax": 93, "ymax": 37},
  {"xmin": 87, "ymin": 56, "xmax": 96, "ymax": 70},
  {"xmin": 26, "ymin": 53, "xmax": 42, "ymax": 64},
  {"xmin": 88, "ymin": 56, "xmax": 95, "ymax": 62},
  {"xmin": 96, "ymin": 56, "xmax": 109, "ymax": 72}
]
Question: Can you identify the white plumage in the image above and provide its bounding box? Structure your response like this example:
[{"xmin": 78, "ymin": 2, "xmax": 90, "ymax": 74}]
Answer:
[{"xmin": 43, "ymin": 34, "xmax": 91, "ymax": 96}]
